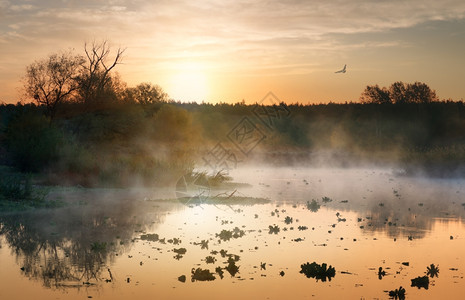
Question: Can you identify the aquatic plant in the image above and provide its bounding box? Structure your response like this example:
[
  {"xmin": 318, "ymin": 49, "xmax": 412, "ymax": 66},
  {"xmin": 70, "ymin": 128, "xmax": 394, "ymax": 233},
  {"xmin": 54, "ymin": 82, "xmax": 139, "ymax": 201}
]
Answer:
[
  {"xmin": 426, "ymin": 264, "xmax": 439, "ymax": 278},
  {"xmin": 178, "ymin": 275, "xmax": 186, "ymax": 283},
  {"xmin": 298, "ymin": 226, "xmax": 308, "ymax": 231},
  {"xmin": 284, "ymin": 216, "xmax": 293, "ymax": 224},
  {"xmin": 268, "ymin": 225, "xmax": 280, "ymax": 234},
  {"xmin": 90, "ymin": 242, "xmax": 107, "ymax": 252},
  {"xmin": 411, "ymin": 275, "xmax": 429, "ymax": 289},
  {"xmin": 194, "ymin": 239, "xmax": 209, "ymax": 249},
  {"xmin": 378, "ymin": 267, "xmax": 386, "ymax": 279},
  {"xmin": 306, "ymin": 200, "xmax": 320, "ymax": 212},
  {"xmin": 216, "ymin": 227, "xmax": 245, "ymax": 241},
  {"xmin": 215, "ymin": 266, "xmax": 224, "ymax": 279},
  {"xmin": 140, "ymin": 233, "xmax": 159, "ymax": 242},
  {"xmin": 173, "ymin": 248, "xmax": 187, "ymax": 255},
  {"xmin": 225, "ymin": 257, "xmax": 240, "ymax": 277},
  {"xmin": 167, "ymin": 238, "xmax": 181, "ymax": 245},
  {"xmin": 321, "ymin": 196, "xmax": 332, "ymax": 203},
  {"xmin": 388, "ymin": 286, "xmax": 406, "ymax": 299},
  {"xmin": 299, "ymin": 262, "xmax": 336, "ymax": 282},
  {"xmin": 205, "ymin": 256, "xmax": 216, "ymax": 264},
  {"xmin": 191, "ymin": 268, "xmax": 216, "ymax": 282}
]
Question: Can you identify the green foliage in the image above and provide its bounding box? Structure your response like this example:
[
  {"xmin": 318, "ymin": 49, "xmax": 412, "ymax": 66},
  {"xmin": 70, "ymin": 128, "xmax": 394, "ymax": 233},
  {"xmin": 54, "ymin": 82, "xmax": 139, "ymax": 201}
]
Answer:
[
  {"xmin": 0, "ymin": 172, "xmax": 32, "ymax": 201},
  {"xmin": 306, "ymin": 199, "xmax": 320, "ymax": 212},
  {"xmin": 5, "ymin": 112, "xmax": 62, "ymax": 172},
  {"xmin": 90, "ymin": 242, "xmax": 107, "ymax": 252},
  {"xmin": 3, "ymin": 95, "xmax": 465, "ymax": 187},
  {"xmin": 0, "ymin": 167, "xmax": 53, "ymax": 210}
]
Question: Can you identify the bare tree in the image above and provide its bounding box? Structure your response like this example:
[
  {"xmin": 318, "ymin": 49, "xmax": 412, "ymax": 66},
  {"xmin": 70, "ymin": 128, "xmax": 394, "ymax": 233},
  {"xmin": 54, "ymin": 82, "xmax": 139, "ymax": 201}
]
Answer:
[
  {"xmin": 78, "ymin": 40, "xmax": 126, "ymax": 105},
  {"xmin": 24, "ymin": 51, "xmax": 84, "ymax": 120}
]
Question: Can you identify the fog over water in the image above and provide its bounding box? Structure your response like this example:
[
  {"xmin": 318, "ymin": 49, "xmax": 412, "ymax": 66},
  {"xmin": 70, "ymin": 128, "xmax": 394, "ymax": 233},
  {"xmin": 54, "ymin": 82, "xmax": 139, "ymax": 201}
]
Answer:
[{"xmin": 1, "ymin": 166, "xmax": 465, "ymax": 299}]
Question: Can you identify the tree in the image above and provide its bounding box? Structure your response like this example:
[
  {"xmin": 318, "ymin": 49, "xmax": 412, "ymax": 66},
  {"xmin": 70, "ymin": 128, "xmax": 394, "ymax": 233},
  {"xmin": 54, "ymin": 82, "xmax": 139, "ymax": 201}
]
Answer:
[
  {"xmin": 359, "ymin": 84, "xmax": 391, "ymax": 104},
  {"xmin": 389, "ymin": 81, "xmax": 408, "ymax": 104},
  {"xmin": 78, "ymin": 40, "xmax": 125, "ymax": 105},
  {"xmin": 406, "ymin": 81, "xmax": 438, "ymax": 103},
  {"xmin": 24, "ymin": 51, "xmax": 84, "ymax": 120},
  {"xmin": 126, "ymin": 83, "xmax": 169, "ymax": 105}
]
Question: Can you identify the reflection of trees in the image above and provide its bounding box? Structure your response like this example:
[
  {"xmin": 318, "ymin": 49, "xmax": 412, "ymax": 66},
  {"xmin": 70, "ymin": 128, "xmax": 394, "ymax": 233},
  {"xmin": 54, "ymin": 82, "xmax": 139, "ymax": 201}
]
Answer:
[
  {"xmin": 359, "ymin": 194, "xmax": 465, "ymax": 239},
  {"xmin": 0, "ymin": 197, "xmax": 173, "ymax": 289}
]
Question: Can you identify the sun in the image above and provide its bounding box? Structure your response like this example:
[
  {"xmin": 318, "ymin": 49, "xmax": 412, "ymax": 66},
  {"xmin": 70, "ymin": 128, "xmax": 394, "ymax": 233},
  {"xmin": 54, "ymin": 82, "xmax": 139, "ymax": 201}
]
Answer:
[{"xmin": 167, "ymin": 62, "xmax": 209, "ymax": 102}]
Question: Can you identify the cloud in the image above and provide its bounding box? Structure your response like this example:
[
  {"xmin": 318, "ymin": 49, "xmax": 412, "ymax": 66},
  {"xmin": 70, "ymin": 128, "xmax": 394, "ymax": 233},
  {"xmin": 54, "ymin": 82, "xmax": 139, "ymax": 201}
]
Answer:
[{"xmin": 1, "ymin": 0, "xmax": 465, "ymax": 102}]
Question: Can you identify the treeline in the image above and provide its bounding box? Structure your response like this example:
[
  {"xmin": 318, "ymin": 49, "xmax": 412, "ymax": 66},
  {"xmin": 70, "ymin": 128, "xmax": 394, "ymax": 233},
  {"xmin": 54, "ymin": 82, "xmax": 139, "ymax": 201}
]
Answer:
[
  {"xmin": 2, "ymin": 99, "xmax": 465, "ymax": 186},
  {"xmin": 360, "ymin": 81, "xmax": 438, "ymax": 104},
  {"xmin": 1, "ymin": 41, "xmax": 465, "ymax": 186}
]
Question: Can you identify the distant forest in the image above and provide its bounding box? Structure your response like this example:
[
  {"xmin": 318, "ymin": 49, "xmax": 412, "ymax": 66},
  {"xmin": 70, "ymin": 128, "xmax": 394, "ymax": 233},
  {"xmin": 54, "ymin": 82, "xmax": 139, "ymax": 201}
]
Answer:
[{"xmin": 1, "ymin": 42, "xmax": 465, "ymax": 188}]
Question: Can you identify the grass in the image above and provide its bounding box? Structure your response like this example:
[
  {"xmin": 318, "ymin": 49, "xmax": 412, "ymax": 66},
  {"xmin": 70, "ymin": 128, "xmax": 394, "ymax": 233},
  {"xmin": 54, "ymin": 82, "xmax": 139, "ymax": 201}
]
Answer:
[{"xmin": 0, "ymin": 167, "xmax": 56, "ymax": 210}]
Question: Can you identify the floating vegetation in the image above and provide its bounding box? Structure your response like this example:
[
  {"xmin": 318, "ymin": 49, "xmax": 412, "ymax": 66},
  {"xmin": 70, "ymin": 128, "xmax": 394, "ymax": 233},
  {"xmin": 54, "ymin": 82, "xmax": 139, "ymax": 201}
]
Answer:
[
  {"xmin": 178, "ymin": 275, "xmax": 186, "ymax": 283},
  {"xmin": 260, "ymin": 262, "xmax": 266, "ymax": 270},
  {"xmin": 167, "ymin": 238, "xmax": 181, "ymax": 245},
  {"xmin": 284, "ymin": 216, "xmax": 293, "ymax": 224},
  {"xmin": 388, "ymin": 286, "xmax": 406, "ymax": 299},
  {"xmin": 90, "ymin": 242, "xmax": 107, "ymax": 252},
  {"xmin": 322, "ymin": 196, "xmax": 332, "ymax": 203},
  {"xmin": 215, "ymin": 266, "xmax": 224, "ymax": 279},
  {"xmin": 298, "ymin": 225, "xmax": 308, "ymax": 231},
  {"xmin": 426, "ymin": 264, "xmax": 439, "ymax": 278},
  {"xmin": 268, "ymin": 225, "xmax": 280, "ymax": 234},
  {"xmin": 225, "ymin": 257, "xmax": 240, "ymax": 277},
  {"xmin": 299, "ymin": 262, "xmax": 336, "ymax": 282},
  {"xmin": 173, "ymin": 248, "xmax": 187, "ymax": 259},
  {"xmin": 173, "ymin": 248, "xmax": 187, "ymax": 255},
  {"xmin": 411, "ymin": 275, "xmax": 429, "ymax": 289},
  {"xmin": 194, "ymin": 240, "xmax": 209, "ymax": 249},
  {"xmin": 216, "ymin": 227, "xmax": 245, "ymax": 241},
  {"xmin": 205, "ymin": 256, "xmax": 216, "ymax": 264},
  {"xmin": 378, "ymin": 267, "xmax": 386, "ymax": 279},
  {"xmin": 306, "ymin": 200, "xmax": 320, "ymax": 212},
  {"xmin": 140, "ymin": 233, "xmax": 160, "ymax": 242},
  {"xmin": 279, "ymin": 271, "xmax": 285, "ymax": 276},
  {"xmin": 191, "ymin": 268, "xmax": 216, "ymax": 282}
]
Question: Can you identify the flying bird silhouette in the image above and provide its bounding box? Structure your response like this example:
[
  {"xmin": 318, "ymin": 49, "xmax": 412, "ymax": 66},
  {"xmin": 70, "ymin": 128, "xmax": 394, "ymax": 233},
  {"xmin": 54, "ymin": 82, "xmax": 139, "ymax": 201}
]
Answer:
[{"xmin": 335, "ymin": 64, "xmax": 347, "ymax": 73}]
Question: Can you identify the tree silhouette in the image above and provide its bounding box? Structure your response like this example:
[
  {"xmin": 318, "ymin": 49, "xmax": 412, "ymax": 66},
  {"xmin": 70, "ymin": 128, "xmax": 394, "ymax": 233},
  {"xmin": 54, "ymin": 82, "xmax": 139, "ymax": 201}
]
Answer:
[
  {"xmin": 361, "ymin": 81, "xmax": 438, "ymax": 104},
  {"xmin": 360, "ymin": 84, "xmax": 391, "ymax": 104},
  {"xmin": 24, "ymin": 51, "xmax": 84, "ymax": 121},
  {"xmin": 126, "ymin": 82, "xmax": 169, "ymax": 105},
  {"xmin": 78, "ymin": 40, "xmax": 125, "ymax": 106}
]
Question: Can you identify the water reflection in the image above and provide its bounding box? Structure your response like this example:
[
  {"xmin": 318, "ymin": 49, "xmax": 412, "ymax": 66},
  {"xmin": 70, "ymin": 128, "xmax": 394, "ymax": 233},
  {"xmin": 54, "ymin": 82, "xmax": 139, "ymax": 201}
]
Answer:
[
  {"xmin": 0, "ymin": 196, "xmax": 174, "ymax": 289},
  {"xmin": 1, "ymin": 168, "xmax": 465, "ymax": 299}
]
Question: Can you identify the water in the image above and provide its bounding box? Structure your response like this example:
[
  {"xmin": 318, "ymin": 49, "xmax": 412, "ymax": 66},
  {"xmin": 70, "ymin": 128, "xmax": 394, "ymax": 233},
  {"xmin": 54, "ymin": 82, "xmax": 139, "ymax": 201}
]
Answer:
[{"xmin": 1, "ymin": 167, "xmax": 465, "ymax": 299}]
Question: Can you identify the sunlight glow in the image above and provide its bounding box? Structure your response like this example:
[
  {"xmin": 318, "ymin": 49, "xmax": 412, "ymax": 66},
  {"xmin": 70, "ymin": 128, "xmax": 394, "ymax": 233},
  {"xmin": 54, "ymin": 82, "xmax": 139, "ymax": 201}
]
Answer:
[{"xmin": 167, "ymin": 62, "xmax": 210, "ymax": 102}]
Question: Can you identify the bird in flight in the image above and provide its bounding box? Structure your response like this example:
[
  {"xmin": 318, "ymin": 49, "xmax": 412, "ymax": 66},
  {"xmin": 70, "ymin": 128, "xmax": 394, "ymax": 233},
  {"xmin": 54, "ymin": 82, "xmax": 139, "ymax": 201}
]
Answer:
[{"xmin": 335, "ymin": 64, "xmax": 347, "ymax": 73}]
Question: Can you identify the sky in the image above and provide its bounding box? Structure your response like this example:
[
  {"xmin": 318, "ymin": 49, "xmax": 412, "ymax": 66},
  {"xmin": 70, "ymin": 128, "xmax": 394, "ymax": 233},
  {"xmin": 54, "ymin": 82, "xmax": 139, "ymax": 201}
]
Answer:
[{"xmin": 1, "ymin": 0, "xmax": 465, "ymax": 104}]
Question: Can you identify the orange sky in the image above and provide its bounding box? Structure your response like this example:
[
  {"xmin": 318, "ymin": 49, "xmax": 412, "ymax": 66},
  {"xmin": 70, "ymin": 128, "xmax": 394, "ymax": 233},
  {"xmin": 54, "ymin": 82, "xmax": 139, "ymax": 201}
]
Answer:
[{"xmin": 1, "ymin": 0, "xmax": 465, "ymax": 104}]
